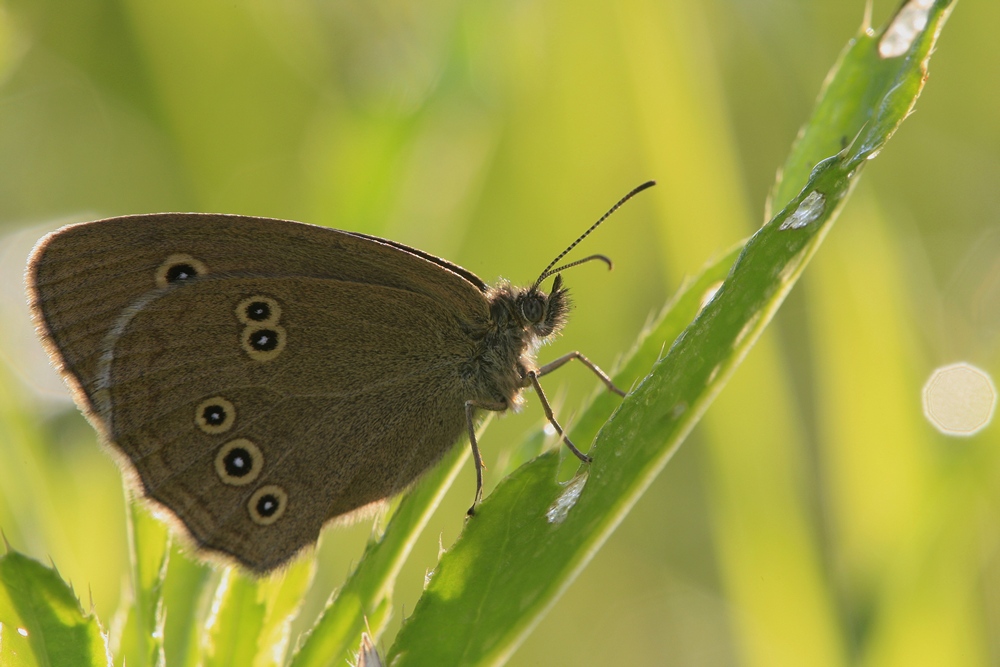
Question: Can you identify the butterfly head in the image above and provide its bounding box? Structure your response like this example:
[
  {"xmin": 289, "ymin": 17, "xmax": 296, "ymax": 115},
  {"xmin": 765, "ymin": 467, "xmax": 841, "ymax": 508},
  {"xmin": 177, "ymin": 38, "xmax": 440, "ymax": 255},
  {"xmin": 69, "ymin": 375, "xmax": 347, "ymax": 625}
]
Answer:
[
  {"xmin": 515, "ymin": 274, "xmax": 569, "ymax": 339},
  {"xmin": 487, "ymin": 275, "xmax": 569, "ymax": 343},
  {"xmin": 517, "ymin": 180, "xmax": 656, "ymax": 341}
]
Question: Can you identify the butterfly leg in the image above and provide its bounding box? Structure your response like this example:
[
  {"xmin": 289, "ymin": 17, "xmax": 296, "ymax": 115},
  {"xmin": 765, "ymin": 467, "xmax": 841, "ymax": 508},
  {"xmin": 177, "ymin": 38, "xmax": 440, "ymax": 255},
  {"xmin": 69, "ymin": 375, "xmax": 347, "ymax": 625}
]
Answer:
[
  {"xmin": 536, "ymin": 351, "xmax": 625, "ymax": 397},
  {"xmin": 527, "ymin": 371, "xmax": 591, "ymax": 464},
  {"xmin": 465, "ymin": 399, "xmax": 508, "ymax": 516}
]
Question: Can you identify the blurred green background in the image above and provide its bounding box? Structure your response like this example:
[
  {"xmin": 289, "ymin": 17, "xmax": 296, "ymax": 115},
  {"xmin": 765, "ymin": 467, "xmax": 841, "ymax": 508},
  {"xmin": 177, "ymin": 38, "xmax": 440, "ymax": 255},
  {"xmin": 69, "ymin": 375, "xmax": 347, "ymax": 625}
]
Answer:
[{"xmin": 0, "ymin": 0, "xmax": 997, "ymax": 664}]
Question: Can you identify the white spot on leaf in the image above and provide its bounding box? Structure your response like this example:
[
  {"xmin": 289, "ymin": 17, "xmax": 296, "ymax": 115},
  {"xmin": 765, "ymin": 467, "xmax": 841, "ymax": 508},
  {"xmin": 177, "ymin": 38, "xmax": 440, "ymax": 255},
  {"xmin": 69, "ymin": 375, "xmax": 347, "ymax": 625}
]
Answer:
[
  {"xmin": 546, "ymin": 472, "xmax": 588, "ymax": 524},
  {"xmin": 879, "ymin": 0, "xmax": 933, "ymax": 59},
  {"xmin": 780, "ymin": 191, "xmax": 826, "ymax": 230}
]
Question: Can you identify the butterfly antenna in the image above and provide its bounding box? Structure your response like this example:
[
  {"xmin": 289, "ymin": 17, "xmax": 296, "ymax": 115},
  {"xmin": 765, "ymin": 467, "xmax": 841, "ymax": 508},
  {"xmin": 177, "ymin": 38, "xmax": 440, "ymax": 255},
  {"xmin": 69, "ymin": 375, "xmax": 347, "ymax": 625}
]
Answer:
[{"xmin": 533, "ymin": 180, "xmax": 656, "ymax": 289}]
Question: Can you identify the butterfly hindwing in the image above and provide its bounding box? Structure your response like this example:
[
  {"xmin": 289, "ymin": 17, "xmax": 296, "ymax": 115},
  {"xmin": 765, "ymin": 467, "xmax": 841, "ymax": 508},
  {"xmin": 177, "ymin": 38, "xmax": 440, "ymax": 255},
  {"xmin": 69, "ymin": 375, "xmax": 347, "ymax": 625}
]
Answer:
[{"xmin": 100, "ymin": 275, "xmax": 475, "ymax": 570}]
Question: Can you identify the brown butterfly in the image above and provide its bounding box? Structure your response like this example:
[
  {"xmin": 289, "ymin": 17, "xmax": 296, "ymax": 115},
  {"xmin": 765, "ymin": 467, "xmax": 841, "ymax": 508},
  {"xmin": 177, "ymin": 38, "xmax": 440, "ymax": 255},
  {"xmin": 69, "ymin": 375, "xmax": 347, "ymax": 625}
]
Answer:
[{"xmin": 26, "ymin": 181, "xmax": 653, "ymax": 572}]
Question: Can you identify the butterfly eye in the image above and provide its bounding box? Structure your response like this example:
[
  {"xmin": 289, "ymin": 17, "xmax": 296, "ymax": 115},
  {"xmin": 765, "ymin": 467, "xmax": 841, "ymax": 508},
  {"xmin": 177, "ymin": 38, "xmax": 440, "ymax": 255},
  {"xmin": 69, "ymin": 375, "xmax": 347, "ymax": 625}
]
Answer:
[
  {"xmin": 241, "ymin": 325, "xmax": 287, "ymax": 361},
  {"xmin": 155, "ymin": 254, "xmax": 208, "ymax": 288},
  {"xmin": 520, "ymin": 296, "xmax": 545, "ymax": 323},
  {"xmin": 248, "ymin": 485, "xmax": 288, "ymax": 525},
  {"xmin": 196, "ymin": 396, "xmax": 236, "ymax": 434},
  {"xmin": 214, "ymin": 439, "xmax": 263, "ymax": 486},
  {"xmin": 237, "ymin": 295, "xmax": 282, "ymax": 325}
]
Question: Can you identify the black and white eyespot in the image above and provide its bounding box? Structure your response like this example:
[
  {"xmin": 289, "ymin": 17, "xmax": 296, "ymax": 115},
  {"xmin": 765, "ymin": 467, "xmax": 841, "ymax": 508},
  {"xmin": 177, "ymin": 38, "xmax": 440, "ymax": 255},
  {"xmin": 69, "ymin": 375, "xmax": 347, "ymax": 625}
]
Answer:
[
  {"xmin": 520, "ymin": 296, "xmax": 545, "ymax": 324},
  {"xmin": 236, "ymin": 295, "xmax": 281, "ymax": 325},
  {"xmin": 248, "ymin": 485, "xmax": 287, "ymax": 525},
  {"xmin": 214, "ymin": 439, "xmax": 263, "ymax": 486},
  {"xmin": 195, "ymin": 397, "xmax": 236, "ymax": 434},
  {"xmin": 155, "ymin": 254, "xmax": 208, "ymax": 289},
  {"xmin": 241, "ymin": 324, "xmax": 286, "ymax": 362}
]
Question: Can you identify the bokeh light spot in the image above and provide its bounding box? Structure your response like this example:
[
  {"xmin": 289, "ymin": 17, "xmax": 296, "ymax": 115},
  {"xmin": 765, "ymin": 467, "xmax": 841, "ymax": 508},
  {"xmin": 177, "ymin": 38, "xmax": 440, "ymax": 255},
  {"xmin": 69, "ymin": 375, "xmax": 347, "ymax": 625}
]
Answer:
[{"xmin": 922, "ymin": 362, "xmax": 996, "ymax": 436}]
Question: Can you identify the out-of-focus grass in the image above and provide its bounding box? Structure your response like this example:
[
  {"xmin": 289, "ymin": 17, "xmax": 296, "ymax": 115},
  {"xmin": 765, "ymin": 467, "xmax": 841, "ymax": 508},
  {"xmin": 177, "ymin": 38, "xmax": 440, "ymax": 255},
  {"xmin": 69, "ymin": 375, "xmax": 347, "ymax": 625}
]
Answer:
[{"xmin": 0, "ymin": 0, "xmax": 995, "ymax": 665}]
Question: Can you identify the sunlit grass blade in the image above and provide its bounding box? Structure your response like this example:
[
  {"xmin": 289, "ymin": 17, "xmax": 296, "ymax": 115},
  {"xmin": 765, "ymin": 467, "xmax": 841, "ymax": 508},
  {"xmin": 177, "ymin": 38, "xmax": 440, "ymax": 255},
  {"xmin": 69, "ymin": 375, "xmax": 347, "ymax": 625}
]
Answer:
[
  {"xmin": 0, "ymin": 550, "xmax": 111, "ymax": 667},
  {"xmin": 112, "ymin": 501, "xmax": 169, "ymax": 667},
  {"xmin": 769, "ymin": 0, "xmax": 956, "ymax": 216},
  {"xmin": 290, "ymin": 433, "xmax": 472, "ymax": 667},
  {"xmin": 201, "ymin": 569, "xmax": 267, "ymax": 667},
  {"xmin": 160, "ymin": 549, "xmax": 213, "ymax": 667},
  {"xmin": 189, "ymin": 557, "xmax": 312, "ymax": 667},
  {"xmin": 386, "ymin": 242, "xmax": 740, "ymax": 665},
  {"xmin": 385, "ymin": 2, "xmax": 956, "ymax": 663},
  {"xmin": 252, "ymin": 558, "xmax": 315, "ymax": 667}
]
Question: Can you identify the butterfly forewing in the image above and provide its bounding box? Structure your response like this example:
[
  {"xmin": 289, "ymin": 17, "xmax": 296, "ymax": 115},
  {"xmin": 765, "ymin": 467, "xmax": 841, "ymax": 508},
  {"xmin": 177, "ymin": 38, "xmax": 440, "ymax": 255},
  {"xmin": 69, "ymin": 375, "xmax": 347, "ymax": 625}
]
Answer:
[{"xmin": 28, "ymin": 213, "xmax": 488, "ymax": 417}]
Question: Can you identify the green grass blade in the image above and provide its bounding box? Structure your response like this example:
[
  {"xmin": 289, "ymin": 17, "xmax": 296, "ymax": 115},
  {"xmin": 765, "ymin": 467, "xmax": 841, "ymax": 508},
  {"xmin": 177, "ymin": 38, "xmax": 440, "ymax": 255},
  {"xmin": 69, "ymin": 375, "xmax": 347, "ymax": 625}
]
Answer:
[
  {"xmin": 386, "ymin": 243, "xmax": 740, "ymax": 665},
  {"xmin": 113, "ymin": 501, "xmax": 168, "ymax": 667},
  {"xmin": 290, "ymin": 435, "xmax": 471, "ymax": 667},
  {"xmin": 386, "ymin": 2, "xmax": 956, "ymax": 664},
  {"xmin": 201, "ymin": 569, "xmax": 266, "ymax": 667},
  {"xmin": 196, "ymin": 558, "xmax": 313, "ymax": 667},
  {"xmin": 252, "ymin": 559, "xmax": 316, "ymax": 667},
  {"xmin": 160, "ymin": 550, "xmax": 213, "ymax": 667},
  {"xmin": 0, "ymin": 550, "xmax": 111, "ymax": 667},
  {"xmin": 768, "ymin": 0, "xmax": 956, "ymax": 216}
]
